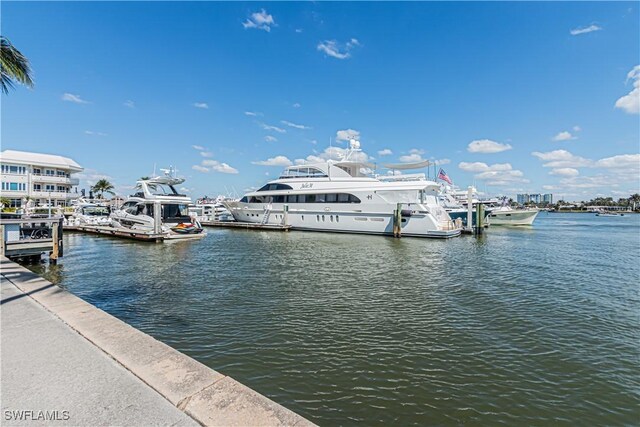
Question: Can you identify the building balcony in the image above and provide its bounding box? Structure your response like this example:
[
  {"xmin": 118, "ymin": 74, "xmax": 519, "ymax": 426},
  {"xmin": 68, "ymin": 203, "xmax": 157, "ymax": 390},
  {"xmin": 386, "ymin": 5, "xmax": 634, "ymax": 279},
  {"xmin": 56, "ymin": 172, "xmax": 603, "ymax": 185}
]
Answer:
[
  {"xmin": 31, "ymin": 191, "xmax": 77, "ymax": 200},
  {"xmin": 31, "ymin": 175, "xmax": 80, "ymax": 185}
]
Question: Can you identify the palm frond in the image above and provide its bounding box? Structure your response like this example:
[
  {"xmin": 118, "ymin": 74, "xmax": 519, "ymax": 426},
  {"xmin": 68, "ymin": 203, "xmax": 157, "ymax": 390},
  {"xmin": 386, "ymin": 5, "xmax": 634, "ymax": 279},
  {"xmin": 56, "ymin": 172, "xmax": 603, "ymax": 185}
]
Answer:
[{"xmin": 1, "ymin": 36, "xmax": 34, "ymax": 94}]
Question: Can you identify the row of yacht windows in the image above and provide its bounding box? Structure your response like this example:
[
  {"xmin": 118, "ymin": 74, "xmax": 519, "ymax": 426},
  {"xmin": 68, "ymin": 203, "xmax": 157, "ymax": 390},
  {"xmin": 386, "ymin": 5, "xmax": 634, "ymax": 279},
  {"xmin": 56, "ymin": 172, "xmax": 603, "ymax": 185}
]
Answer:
[{"xmin": 242, "ymin": 193, "xmax": 361, "ymax": 204}]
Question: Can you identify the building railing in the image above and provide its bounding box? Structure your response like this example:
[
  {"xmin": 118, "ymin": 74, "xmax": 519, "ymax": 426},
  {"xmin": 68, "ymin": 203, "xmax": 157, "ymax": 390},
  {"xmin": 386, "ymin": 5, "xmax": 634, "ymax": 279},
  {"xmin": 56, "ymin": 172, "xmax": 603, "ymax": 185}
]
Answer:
[{"xmin": 31, "ymin": 175, "xmax": 79, "ymax": 185}]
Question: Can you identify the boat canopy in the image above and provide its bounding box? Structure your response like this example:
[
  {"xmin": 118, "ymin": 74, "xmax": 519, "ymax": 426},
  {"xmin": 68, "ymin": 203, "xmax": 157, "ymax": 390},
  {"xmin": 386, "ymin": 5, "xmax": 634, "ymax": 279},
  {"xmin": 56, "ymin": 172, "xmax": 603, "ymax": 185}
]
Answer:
[{"xmin": 381, "ymin": 160, "xmax": 431, "ymax": 170}]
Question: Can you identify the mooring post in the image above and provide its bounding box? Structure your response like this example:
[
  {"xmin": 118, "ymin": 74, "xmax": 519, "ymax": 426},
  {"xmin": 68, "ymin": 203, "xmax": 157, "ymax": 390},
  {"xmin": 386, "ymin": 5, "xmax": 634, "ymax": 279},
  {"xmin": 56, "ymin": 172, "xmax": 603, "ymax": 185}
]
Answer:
[
  {"xmin": 475, "ymin": 204, "xmax": 484, "ymax": 235},
  {"xmin": 58, "ymin": 217, "xmax": 64, "ymax": 257},
  {"xmin": 283, "ymin": 204, "xmax": 289, "ymax": 226},
  {"xmin": 467, "ymin": 186, "xmax": 473, "ymax": 230},
  {"xmin": 50, "ymin": 221, "xmax": 59, "ymax": 264},
  {"xmin": 394, "ymin": 203, "xmax": 402, "ymax": 238},
  {"xmin": 153, "ymin": 202, "xmax": 162, "ymax": 235}
]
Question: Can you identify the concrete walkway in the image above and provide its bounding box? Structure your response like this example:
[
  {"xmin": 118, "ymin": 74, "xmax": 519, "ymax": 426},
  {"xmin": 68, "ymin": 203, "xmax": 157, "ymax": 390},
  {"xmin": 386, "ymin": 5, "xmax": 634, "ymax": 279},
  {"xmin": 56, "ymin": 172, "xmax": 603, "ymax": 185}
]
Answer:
[{"xmin": 1, "ymin": 257, "xmax": 313, "ymax": 426}]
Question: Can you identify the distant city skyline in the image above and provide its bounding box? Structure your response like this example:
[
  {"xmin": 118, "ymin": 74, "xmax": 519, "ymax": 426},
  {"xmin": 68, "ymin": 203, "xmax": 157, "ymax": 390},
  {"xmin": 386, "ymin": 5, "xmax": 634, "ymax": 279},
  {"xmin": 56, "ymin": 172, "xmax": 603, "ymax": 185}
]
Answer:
[{"xmin": 2, "ymin": 2, "xmax": 639, "ymax": 201}]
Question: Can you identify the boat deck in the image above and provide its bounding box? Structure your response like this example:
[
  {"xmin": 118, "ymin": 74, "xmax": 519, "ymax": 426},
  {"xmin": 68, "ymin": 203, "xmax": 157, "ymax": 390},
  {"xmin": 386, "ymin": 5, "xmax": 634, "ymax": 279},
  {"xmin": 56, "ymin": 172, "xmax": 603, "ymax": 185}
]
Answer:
[
  {"xmin": 64, "ymin": 225, "xmax": 206, "ymax": 242},
  {"xmin": 200, "ymin": 221, "xmax": 291, "ymax": 231}
]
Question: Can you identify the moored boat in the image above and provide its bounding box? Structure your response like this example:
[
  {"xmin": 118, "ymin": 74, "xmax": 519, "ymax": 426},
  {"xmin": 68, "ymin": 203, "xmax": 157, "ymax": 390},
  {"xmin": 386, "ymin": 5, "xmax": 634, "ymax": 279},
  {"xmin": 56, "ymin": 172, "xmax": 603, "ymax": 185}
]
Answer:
[
  {"xmin": 110, "ymin": 168, "xmax": 204, "ymax": 237},
  {"xmin": 224, "ymin": 140, "xmax": 461, "ymax": 238}
]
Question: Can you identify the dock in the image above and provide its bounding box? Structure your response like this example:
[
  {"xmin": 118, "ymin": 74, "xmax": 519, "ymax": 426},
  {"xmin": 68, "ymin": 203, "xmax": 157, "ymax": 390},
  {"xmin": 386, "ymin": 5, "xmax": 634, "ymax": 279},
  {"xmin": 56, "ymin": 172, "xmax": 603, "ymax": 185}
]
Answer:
[
  {"xmin": 1, "ymin": 256, "xmax": 314, "ymax": 426},
  {"xmin": 1, "ymin": 217, "xmax": 64, "ymax": 262},
  {"xmin": 64, "ymin": 224, "xmax": 206, "ymax": 242},
  {"xmin": 201, "ymin": 220, "xmax": 292, "ymax": 231}
]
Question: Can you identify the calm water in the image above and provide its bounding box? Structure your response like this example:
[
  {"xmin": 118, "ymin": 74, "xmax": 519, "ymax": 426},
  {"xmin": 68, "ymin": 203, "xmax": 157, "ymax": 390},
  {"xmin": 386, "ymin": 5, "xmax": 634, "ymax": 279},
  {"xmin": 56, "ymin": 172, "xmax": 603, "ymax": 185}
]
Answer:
[{"xmin": 29, "ymin": 213, "xmax": 640, "ymax": 425}]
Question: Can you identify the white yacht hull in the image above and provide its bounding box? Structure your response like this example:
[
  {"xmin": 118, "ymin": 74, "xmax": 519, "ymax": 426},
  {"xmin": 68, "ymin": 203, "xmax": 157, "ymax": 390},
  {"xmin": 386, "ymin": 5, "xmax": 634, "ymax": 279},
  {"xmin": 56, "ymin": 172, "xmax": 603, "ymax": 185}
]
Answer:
[
  {"xmin": 226, "ymin": 202, "xmax": 461, "ymax": 238},
  {"xmin": 488, "ymin": 209, "xmax": 539, "ymax": 226}
]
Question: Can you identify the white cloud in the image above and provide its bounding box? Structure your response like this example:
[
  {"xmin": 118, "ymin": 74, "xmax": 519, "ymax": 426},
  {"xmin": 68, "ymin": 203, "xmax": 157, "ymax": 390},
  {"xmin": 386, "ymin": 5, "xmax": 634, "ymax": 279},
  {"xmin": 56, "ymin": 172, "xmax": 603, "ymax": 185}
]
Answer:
[
  {"xmin": 434, "ymin": 158, "xmax": 451, "ymax": 166},
  {"xmin": 123, "ymin": 100, "xmax": 135, "ymax": 108},
  {"xmin": 193, "ymin": 102, "xmax": 209, "ymax": 109},
  {"xmin": 399, "ymin": 153, "xmax": 423, "ymax": 163},
  {"xmin": 62, "ymin": 93, "xmax": 89, "ymax": 104},
  {"xmin": 243, "ymin": 9, "xmax": 275, "ymax": 32},
  {"xmin": 202, "ymin": 159, "xmax": 239, "ymax": 174},
  {"xmin": 244, "ymin": 111, "xmax": 262, "ymax": 117},
  {"xmin": 264, "ymin": 135, "xmax": 278, "ymax": 142},
  {"xmin": 467, "ymin": 139, "xmax": 512, "ymax": 153},
  {"xmin": 336, "ymin": 129, "xmax": 360, "ymax": 142},
  {"xmin": 252, "ymin": 156, "xmax": 292, "ymax": 166},
  {"xmin": 84, "ymin": 130, "xmax": 107, "ymax": 136},
  {"xmin": 595, "ymin": 153, "xmax": 640, "ymax": 170},
  {"xmin": 552, "ymin": 131, "xmax": 577, "ymax": 141},
  {"xmin": 281, "ymin": 120, "xmax": 311, "ymax": 130},
  {"xmin": 531, "ymin": 150, "xmax": 593, "ymax": 168},
  {"xmin": 550, "ymin": 168, "xmax": 580, "ymax": 176},
  {"xmin": 261, "ymin": 123, "xmax": 286, "ymax": 133},
  {"xmin": 615, "ymin": 65, "xmax": 640, "ymax": 115},
  {"xmin": 192, "ymin": 145, "xmax": 205, "ymax": 151},
  {"xmin": 292, "ymin": 102, "xmax": 301, "ymax": 108},
  {"xmin": 192, "ymin": 165, "xmax": 209, "ymax": 173},
  {"xmin": 458, "ymin": 162, "xmax": 527, "ymax": 186},
  {"xmin": 378, "ymin": 149, "xmax": 393, "ymax": 156},
  {"xmin": 200, "ymin": 151, "xmax": 213, "ymax": 157},
  {"xmin": 570, "ymin": 24, "xmax": 602, "ymax": 36},
  {"xmin": 573, "ymin": 125, "xmax": 581, "ymax": 132},
  {"xmin": 295, "ymin": 146, "xmax": 371, "ymax": 165},
  {"xmin": 317, "ymin": 39, "xmax": 361, "ymax": 60},
  {"xmin": 76, "ymin": 169, "xmax": 114, "ymax": 190}
]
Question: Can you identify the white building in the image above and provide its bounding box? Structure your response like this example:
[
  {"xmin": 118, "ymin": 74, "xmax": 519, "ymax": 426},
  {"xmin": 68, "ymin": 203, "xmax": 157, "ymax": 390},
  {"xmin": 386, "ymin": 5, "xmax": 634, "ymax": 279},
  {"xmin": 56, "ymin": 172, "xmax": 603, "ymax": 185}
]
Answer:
[{"xmin": 0, "ymin": 150, "xmax": 83, "ymax": 207}]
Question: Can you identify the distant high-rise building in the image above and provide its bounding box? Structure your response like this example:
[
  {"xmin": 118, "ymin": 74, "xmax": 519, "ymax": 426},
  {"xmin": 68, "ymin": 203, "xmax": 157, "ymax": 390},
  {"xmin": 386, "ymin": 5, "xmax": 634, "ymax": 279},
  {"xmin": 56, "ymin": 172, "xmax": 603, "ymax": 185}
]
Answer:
[
  {"xmin": 542, "ymin": 193, "xmax": 553, "ymax": 204},
  {"xmin": 529, "ymin": 193, "xmax": 541, "ymax": 204},
  {"xmin": 517, "ymin": 194, "xmax": 530, "ymax": 204}
]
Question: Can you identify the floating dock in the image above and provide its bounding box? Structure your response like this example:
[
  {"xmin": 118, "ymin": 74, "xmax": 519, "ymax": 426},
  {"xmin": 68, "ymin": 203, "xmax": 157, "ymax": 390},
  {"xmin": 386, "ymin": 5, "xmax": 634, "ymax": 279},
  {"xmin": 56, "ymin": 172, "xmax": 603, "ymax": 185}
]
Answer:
[
  {"xmin": 200, "ymin": 220, "xmax": 291, "ymax": 231},
  {"xmin": 64, "ymin": 225, "xmax": 206, "ymax": 242}
]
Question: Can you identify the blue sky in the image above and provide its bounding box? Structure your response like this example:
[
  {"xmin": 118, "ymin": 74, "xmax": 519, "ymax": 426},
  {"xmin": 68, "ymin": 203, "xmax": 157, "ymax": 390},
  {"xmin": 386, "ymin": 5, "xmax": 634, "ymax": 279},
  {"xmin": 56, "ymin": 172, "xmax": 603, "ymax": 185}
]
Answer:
[{"xmin": 2, "ymin": 1, "xmax": 639, "ymax": 201}]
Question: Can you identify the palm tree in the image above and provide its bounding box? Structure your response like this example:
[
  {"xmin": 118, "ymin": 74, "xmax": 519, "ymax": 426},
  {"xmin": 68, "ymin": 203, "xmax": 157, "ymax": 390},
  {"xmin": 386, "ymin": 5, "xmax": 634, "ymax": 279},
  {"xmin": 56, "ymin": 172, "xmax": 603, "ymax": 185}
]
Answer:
[
  {"xmin": 91, "ymin": 179, "xmax": 115, "ymax": 199},
  {"xmin": 1, "ymin": 36, "xmax": 34, "ymax": 94},
  {"xmin": 629, "ymin": 193, "xmax": 640, "ymax": 211}
]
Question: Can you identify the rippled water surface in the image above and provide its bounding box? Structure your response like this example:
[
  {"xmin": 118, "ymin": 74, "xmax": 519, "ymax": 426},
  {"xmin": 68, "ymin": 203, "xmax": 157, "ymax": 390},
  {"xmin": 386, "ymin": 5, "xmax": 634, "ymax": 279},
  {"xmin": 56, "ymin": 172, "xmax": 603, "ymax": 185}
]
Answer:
[{"xmin": 30, "ymin": 213, "xmax": 640, "ymax": 425}]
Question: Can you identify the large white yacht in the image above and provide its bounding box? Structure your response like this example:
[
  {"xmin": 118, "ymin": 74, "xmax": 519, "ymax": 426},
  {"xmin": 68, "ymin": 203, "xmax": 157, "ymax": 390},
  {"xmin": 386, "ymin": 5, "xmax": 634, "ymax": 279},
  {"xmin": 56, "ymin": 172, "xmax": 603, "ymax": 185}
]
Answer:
[
  {"xmin": 225, "ymin": 141, "xmax": 461, "ymax": 238},
  {"xmin": 110, "ymin": 169, "xmax": 204, "ymax": 236}
]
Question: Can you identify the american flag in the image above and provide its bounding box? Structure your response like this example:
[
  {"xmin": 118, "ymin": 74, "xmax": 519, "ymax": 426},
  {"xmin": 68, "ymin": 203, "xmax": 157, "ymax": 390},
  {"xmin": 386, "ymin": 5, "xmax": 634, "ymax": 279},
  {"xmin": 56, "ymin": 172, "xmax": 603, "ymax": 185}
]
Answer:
[{"xmin": 438, "ymin": 168, "xmax": 453, "ymax": 185}]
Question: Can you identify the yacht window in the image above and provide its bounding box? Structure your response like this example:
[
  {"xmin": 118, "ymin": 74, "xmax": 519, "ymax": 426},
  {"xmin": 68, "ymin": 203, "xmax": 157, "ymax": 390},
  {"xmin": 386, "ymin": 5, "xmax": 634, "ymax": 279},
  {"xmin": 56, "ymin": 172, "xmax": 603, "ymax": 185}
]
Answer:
[
  {"xmin": 349, "ymin": 194, "xmax": 361, "ymax": 203},
  {"xmin": 326, "ymin": 193, "xmax": 337, "ymax": 203},
  {"xmin": 298, "ymin": 194, "xmax": 306, "ymax": 203},
  {"xmin": 240, "ymin": 196, "xmax": 248, "ymax": 203},
  {"xmin": 306, "ymin": 194, "xmax": 316, "ymax": 203},
  {"xmin": 273, "ymin": 195, "xmax": 285, "ymax": 203},
  {"xmin": 316, "ymin": 194, "xmax": 326, "ymax": 203},
  {"xmin": 286, "ymin": 195, "xmax": 297, "ymax": 203},
  {"xmin": 337, "ymin": 193, "xmax": 349, "ymax": 203}
]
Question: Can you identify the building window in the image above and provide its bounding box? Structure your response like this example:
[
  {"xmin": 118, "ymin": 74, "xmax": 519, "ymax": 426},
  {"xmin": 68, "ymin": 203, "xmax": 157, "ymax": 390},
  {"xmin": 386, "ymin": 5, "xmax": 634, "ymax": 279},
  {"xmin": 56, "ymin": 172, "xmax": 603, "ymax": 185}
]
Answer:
[
  {"xmin": 33, "ymin": 168, "xmax": 41, "ymax": 175},
  {"xmin": 10, "ymin": 199, "xmax": 22, "ymax": 208},
  {"xmin": 45, "ymin": 184, "xmax": 55, "ymax": 191},
  {"xmin": 34, "ymin": 184, "xmax": 41, "ymax": 191},
  {"xmin": 45, "ymin": 169, "xmax": 55, "ymax": 176}
]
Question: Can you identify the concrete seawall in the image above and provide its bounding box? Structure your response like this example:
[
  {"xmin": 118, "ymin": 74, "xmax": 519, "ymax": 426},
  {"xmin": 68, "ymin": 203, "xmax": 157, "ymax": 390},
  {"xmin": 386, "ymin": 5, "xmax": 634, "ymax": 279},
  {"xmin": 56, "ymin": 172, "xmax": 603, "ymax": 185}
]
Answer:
[{"xmin": 1, "ymin": 257, "xmax": 314, "ymax": 426}]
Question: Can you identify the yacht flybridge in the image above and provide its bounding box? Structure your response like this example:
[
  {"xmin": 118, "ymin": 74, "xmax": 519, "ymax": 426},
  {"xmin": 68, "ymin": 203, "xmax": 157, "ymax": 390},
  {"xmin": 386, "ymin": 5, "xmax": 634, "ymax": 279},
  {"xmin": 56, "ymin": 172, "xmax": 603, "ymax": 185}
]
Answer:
[
  {"xmin": 225, "ymin": 141, "xmax": 461, "ymax": 238},
  {"xmin": 110, "ymin": 168, "xmax": 204, "ymax": 237}
]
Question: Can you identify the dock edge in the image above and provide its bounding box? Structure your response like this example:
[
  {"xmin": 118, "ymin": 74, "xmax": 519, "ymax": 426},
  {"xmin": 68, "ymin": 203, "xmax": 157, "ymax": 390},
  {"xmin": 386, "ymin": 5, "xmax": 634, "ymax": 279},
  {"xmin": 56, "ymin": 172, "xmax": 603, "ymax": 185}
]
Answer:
[{"xmin": 0, "ymin": 257, "xmax": 315, "ymax": 427}]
